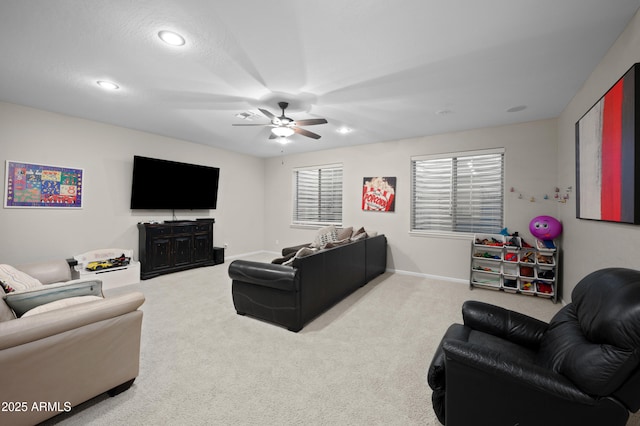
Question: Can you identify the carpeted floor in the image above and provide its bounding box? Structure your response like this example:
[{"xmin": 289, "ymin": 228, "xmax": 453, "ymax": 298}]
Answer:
[{"xmin": 40, "ymin": 252, "xmax": 639, "ymax": 425}]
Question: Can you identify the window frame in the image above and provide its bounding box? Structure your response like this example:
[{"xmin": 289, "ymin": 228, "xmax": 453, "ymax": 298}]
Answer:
[
  {"xmin": 410, "ymin": 148, "xmax": 505, "ymax": 237},
  {"xmin": 291, "ymin": 163, "xmax": 343, "ymax": 228}
]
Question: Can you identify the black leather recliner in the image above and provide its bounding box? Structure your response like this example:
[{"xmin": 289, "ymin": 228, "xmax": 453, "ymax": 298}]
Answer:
[{"xmin": 427, "ymin": 268, "xmax": 640, "ymax": 426}]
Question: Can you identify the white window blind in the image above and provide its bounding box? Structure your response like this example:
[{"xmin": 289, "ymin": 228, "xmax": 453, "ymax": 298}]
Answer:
[
  {"xmin": 411, "ymin": 150, "xmax": 504, "ymax": 233},
  {"xmin": 293, "ymin": 164, "xmax": 343, "ymax": 226}
]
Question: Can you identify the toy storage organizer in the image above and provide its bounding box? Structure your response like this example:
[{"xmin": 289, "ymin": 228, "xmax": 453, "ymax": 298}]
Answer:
[
  {"xmin": 74, "ymin": 248, "xmax": 140, "ymax": 290},
  {"xmin": 470, "ymin": 234, "xmax": 559, "ymax": 303}
]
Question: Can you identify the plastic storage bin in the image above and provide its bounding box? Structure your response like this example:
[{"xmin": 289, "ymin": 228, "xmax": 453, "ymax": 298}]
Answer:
[{"xmin": 472, "ymin": 271, "xmax": 502, "ymax": 289}]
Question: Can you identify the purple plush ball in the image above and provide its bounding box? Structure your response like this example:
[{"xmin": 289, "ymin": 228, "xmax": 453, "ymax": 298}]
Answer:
[{"xmin": 529, "ymin": 215, "xmax": 562, "ymax": 240}]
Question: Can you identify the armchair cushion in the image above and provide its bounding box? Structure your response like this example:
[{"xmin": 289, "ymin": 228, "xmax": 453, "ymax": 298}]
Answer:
[
  {"xmin": 4, "ymin": 279, "xmax": 103, "ymax": 317},
  {"xmin": 572, "ymin": 268, "xmax": 640, "ymax": 348},
  {"xmin": 22, "ymin": 295, "xmax": 103, "ymax": 317},
  {"xmin": 536, "ymin": 268, "xmax": 640, "ymax": 396},
  {"xmin": 537, "ymin": 303, "xmax": 640, "ymax": 396}
]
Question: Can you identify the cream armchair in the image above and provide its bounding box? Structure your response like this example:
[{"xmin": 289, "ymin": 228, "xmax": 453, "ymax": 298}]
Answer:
[{"xmin": 0, "ymin": 259, "xmax": 145, "ymax": 426}]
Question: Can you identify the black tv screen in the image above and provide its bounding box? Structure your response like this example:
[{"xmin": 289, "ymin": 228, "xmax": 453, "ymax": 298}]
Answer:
[{"xmin": 130, "ymin": 156, "xmax": 219, "ymax": 209}]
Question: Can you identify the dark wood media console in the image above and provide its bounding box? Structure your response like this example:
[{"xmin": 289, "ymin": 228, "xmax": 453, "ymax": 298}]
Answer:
[{"xmin": 137, "ymin": 219, "xmax": 216, "ymax": 280}]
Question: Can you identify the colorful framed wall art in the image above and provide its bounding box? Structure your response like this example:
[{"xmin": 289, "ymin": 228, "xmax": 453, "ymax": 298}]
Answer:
[
  {"xmin": 362, "ymin": 177, "xmax": 396, "ymax": 212},
  {"xmin": 576, "ymin": 62, "xmax": 640, "ymax": 223},
  {"xmin": 4, "ymin": 160, "xmax": 84, "ymax": 208}
]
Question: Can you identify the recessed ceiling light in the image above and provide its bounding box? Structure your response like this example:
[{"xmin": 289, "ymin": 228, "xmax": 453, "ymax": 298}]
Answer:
[
  {"xmin": 337, "ymin": 127, "xmax": 352, "ymax": 134},
  {"xmin": 96, "ymin": 80, "xmax": 119, "ymax": 90},
  {"xmin": 158, "ymin": 30, "xmax": 186, "ymax": 46},
  {"xmin": 507, "ymin": 105, "xmax": 527, "ymax": 113}
]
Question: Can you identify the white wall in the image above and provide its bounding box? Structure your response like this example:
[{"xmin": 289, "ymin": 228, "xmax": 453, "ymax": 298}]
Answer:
[
  {"xmin": 0, "ymin": 102, "xmax": 265, "ymax": 265},
  {"xmin": 5, "ymin": 7, "xmax": 639, "ymax": 295},
  {"xmin": 264, "ymin": 119, "xmax": 558, "ymax": 281},
  {"xmin": 557, "ymin": 10, "xmax": 640, "ymax": 299}
]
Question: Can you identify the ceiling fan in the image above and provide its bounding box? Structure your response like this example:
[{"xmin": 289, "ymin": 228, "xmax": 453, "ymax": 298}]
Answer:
[{"xmin": 233, "ymin": 101, "xmax": 328, "ymax": 140}]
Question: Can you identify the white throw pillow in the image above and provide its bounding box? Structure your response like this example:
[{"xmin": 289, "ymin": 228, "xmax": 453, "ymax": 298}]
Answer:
[
  {"xmin": 311, "ymin": 225, "xmax": 338, "ymax": 248},
  {"xmin": 0, "ymin": 264, "xmax": 43, "ymax": 293}
]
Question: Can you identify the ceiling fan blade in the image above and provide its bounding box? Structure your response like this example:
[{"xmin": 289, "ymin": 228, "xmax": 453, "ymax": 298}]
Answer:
[
  {"xmin": 232, "ymin": 123, "xmax": 270, "ymax": 126},
  {"xmin": 258, "ymin": 108, "xmax": 276, "ymax": 120},
  {"xmin": 293, "ymin": 127, "xmax": 322, "ymax": 139},
  {"xmin": 294, "ymin": 118, "xmax": 328, "ymax": 126}
]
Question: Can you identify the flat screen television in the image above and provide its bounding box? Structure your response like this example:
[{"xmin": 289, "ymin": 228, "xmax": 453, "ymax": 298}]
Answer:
[{"xmin": 130, "ymin": 156, "xmax": 220, "ymax": 209}]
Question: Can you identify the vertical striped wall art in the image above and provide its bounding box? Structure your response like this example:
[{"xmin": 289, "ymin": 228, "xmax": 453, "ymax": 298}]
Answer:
[{"xmin": 576, "ymin": 63, "xmax": 640, "ymax": 224}]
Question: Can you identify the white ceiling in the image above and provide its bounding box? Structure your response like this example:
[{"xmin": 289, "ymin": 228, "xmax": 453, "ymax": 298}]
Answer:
[{"xmin": 1, "ymin": 1, "xmax": 639, "ymax": 158}]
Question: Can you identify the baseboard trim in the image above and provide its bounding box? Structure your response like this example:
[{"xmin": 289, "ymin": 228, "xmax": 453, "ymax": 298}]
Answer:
[
  {"xmin": 225, "ymin": 250, "xmax": 279, "ymax": 261},
  {"xmin": 386, "ymin": 268, "xmax": 469, "ymax": 285},
  {"xmin": 224, "ymin": 254, "xmax": 470, "ymax": 285}
]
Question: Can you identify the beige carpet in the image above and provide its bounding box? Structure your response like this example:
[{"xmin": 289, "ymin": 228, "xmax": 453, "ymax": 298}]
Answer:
[{"xmin": 40, "ymin": 253, "xmax": 639, "ymax": 425}]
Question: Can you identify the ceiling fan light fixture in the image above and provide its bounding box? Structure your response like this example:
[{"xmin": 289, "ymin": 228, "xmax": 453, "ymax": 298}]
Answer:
[
  {"xmin": 158, "ymin": 30, "xmax": 186, "ymax": 46},
  {"xmin": 271, "ymin": 127, "xmax": 295, "ymax": 137},
  {"xmin": 275, "ymin": 137, "xmax": 292, "ymax": 145}
]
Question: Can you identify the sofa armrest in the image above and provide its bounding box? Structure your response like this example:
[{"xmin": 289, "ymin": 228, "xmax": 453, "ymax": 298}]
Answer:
[
  {"xmin": 16, "ymin": 259, "xmax": 72, "ymax": 284},
  {"xmin": 228, "ymin": 260, "xmax": 299, "ymax": 292},
  {"xmin": 462, "ymin": 300, "xmax": 548, "ymax": 349},
  {"xmin": 0, "ymin": 292, "xmax": 145, "ymax": 350}
]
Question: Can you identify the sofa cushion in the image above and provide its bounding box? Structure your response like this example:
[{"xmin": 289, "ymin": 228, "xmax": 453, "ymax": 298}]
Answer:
[
  {"xmin": 16, "ymin": 259, "xmax": 72, "ymax": 285},
  {"xmin": 272, "ymin": 251, "xmax": 297, "ymax": 265},
  {"xmin": 21, "ymin": 295, "xmax": 103, "ymax": 317},
  {"xmin": 351, "ymin": 230, "xmax": 368, "ymax": 242},
  {"xmin": 4, "ymin": 280, "xmax": 103, "ymax": 317},
  {"xmin": 337, "ymin": 226, "xmax": 353, "ymax": 240},
  {"xmin": 323, "ymin": 239, "xmax": 351, "ymax": 249},
  {"xmin": 283, "ymin": 247, "xmax": 318, "ymax": 266},
  {"xmin": 0, "ymin": 264, "xmax": 43, "ymax": 293},
  {"xmin": 311, "ymin": 225, "xmax": 338, "ymax": 248}
]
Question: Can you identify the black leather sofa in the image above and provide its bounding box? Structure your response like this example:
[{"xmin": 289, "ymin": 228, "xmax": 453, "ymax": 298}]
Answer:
[
  {"xmin": 228, "ymin": 234, "xmax": 386, "ymax": 332},
  {"xmin": 427, "ymin": 267, "xmax": 640, "ymax": 426}
]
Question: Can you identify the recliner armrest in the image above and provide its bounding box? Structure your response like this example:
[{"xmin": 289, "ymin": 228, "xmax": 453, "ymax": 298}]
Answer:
[
  {"xmin": 462, "ymin": 300, "xmax": 548, "ymax": 349},
  {"xmin": 442, "ymin": 339, "xmax": 595, "ymax": 405},
  {"xmin": 228, "ymin": 260, "xmax": 299, "ymax": 292}
]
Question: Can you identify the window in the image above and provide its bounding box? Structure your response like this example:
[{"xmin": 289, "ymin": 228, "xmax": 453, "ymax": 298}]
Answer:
[
  {"xmin": 411, "ymin": 149, "xmax": 504, "ymax": 234},
  {"xmin": 292, "ymin": 164, "xmax": 343, "ymax": 226}
]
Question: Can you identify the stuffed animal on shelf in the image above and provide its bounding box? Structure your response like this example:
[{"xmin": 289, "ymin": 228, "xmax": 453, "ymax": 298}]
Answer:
[{"xmin": 529, "ymin": 215, "xmax": 562, "ymax": 249}]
